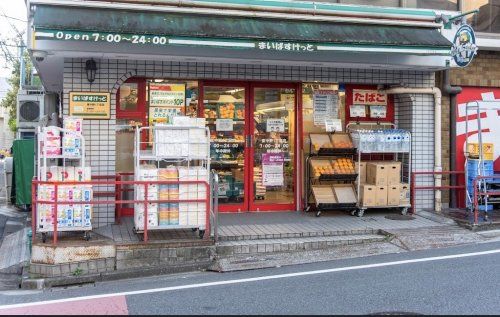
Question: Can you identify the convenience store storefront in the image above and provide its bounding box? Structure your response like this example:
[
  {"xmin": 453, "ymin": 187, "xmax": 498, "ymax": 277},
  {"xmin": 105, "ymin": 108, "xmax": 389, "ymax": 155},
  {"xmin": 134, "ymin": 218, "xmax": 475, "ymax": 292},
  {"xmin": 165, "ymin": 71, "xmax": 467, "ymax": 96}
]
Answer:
[{"xmin": 28, "ymin": 0, "xmax": 460, "ymax": 228}]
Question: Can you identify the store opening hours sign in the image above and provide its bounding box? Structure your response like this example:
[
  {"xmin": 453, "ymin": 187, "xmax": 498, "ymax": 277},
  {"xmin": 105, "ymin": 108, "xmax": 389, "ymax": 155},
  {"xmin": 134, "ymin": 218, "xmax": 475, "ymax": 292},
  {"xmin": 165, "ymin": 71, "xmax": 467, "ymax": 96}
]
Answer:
[{"xmin": 262, "ymin": 153, "xmax": 284, "ymax": 187}]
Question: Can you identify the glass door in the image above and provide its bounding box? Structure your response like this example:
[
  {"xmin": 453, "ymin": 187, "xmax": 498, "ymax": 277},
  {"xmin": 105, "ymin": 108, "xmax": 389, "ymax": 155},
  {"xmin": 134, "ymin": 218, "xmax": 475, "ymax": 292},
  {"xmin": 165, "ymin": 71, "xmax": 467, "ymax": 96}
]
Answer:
[
  {"xmin": 250, "ymin": 85, "xmax": 297, "ymax": 211},
  {"xmin": 202, "ymin": 83, "xmax": 248, "ymax": 212}
]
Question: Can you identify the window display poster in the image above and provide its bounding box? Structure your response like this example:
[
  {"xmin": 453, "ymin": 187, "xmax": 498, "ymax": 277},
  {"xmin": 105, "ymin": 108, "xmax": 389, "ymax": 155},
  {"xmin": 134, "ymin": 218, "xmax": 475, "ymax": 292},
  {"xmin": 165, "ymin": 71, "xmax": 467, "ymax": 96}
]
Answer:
[
  {"xmin": 262, "ymin": 152, "xmax": 284, "ymax": 186},
  {"xmin": 266, "ymin": 119, "xmax": 285, "ymax": 132},
  {"xmin": 325, "ymin": 119, "xmax": 342, "ymax": 132},
  {"xmin": 313, "ymin": 90, "xmax": 338, "ymax": 126},
  {"xmin": 149, "ymin": 83, "xmax": 185, "ymax": 125},
  {"xmin": 216, "ymin": 119, "xmax": 234, "ymax": 132}
]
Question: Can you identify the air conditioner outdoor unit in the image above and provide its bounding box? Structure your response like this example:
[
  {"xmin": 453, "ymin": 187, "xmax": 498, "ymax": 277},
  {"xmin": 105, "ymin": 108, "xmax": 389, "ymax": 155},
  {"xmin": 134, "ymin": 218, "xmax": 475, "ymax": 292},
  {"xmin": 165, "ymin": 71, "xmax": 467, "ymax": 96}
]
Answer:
[{"xmin": 16, "ymin": 90, "xmax": 57, "ymax": 129}]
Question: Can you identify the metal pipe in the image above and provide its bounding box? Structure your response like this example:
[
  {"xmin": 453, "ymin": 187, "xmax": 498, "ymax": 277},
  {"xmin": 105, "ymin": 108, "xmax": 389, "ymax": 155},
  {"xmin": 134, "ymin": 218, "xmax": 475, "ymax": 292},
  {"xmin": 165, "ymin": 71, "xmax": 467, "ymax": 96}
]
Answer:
[
  {"xmin": 442, "ymin": 69, "xmax": 462, "ymax": 208},
  {"xmin": 30, "ymin": 0, "xmax": 442, "ymax": 27},
  {"xmin": 380, "ymin": 86, "xmax": 443, "ymax": 212}
]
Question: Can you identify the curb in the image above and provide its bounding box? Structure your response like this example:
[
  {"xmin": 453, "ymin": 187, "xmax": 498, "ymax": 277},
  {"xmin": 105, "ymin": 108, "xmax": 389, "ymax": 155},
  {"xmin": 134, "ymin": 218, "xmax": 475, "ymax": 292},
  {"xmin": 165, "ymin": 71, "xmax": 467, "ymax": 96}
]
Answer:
[{"xmin": 21, "ymin": 261, "xmax": 214, "ymax": 289}]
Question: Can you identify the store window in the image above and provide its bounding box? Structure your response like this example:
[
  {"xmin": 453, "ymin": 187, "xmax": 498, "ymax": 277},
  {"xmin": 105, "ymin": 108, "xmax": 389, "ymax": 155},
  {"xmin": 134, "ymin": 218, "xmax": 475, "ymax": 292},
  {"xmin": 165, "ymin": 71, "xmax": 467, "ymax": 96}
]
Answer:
[
  {"xmin": 463, "ymin": 0, "xmax": 499, "ymax": 33},
  {"xmin": 302, "ymin": 83, "xmax": 345, "ymax": 155}
]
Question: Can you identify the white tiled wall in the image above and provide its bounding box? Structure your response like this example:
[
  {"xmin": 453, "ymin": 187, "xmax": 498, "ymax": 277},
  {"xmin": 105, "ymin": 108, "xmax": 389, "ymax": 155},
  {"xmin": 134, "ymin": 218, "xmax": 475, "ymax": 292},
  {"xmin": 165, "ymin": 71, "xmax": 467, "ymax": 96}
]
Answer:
[
  {"xmin": 395, "ymin": 94, "xmax": 435, "ymax": 210},
  {"xmin": 63, "ymin": 58, "xmax": 436, "ymax": 226}
]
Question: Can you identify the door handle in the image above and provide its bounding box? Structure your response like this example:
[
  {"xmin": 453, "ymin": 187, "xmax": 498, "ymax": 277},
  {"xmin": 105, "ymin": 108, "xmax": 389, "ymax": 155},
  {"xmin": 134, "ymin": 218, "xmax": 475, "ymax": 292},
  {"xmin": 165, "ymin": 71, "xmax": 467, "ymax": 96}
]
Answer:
[{"xmin": 246, "ymin": 135, "xmax": 253, "ymax": 148}]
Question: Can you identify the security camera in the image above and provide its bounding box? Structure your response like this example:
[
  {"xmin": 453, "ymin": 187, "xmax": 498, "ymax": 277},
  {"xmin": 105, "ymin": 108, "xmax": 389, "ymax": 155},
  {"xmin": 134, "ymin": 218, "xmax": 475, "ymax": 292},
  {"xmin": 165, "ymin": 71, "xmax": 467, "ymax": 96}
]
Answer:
[{"xmin": 32, "ymin": 50, "xmax": 48, "ymax": 62}]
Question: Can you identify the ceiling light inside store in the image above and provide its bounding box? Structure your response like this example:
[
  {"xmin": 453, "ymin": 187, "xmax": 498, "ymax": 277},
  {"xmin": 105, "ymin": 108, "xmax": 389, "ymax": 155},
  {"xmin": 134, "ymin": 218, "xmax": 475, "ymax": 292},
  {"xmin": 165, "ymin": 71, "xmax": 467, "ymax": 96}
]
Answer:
[
  {"xmin": 154, "ymin": 79, "xmax": 164, "ymax": 83},
  {"xmin": 217, "ymin": 95, "xmax": 238, "ymax": 103}
]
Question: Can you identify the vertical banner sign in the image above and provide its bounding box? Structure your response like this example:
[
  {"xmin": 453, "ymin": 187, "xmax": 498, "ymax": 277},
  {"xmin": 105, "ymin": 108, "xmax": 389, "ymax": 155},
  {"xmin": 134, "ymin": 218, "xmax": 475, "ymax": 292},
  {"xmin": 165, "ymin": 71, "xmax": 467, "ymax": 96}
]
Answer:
[
  {"xmin": 262, "ymin": 152, "xmax": 285, "ymax": 186},
  {"xmin": 148, "ymin": 83, "xmax": 186, "ymax": 125},
  {"xmin": 313, "ymin": 90, "xmax": 338, "ymax": 126}
]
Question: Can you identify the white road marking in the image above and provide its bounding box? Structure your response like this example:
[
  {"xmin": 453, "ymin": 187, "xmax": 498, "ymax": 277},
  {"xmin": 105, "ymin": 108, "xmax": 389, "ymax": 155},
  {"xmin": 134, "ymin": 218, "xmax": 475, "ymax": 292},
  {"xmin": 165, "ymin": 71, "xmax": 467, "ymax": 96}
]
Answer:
[{"xmin": 1, "ymin": 248, "xmax": 499, "ymax": 310}]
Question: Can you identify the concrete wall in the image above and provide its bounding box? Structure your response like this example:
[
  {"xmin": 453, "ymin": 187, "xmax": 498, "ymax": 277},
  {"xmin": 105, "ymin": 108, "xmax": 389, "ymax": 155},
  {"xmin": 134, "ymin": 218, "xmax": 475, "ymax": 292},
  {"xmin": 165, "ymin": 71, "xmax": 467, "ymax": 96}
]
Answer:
[{"xmin": 62, "ymin": 58, "xmax": 437, "ymax": 225}]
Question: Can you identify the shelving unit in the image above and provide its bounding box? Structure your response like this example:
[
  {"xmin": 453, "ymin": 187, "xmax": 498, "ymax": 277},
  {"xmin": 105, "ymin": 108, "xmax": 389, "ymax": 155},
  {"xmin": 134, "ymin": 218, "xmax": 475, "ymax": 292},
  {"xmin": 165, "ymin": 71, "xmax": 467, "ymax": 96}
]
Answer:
[
  {"xmin": 305, "ymin": 133, "xmax": 359, "ymax": 217},
  {"xmin": 134, "ymin": 123, "xmax": 210, "ymax": 237},
  {"xmin": 36, "ymin": 125, "xmax": 92, "ymax": 242},
  {"xmin": 350, "ymin": 129, "xmax": 412, "ymax": 217}
]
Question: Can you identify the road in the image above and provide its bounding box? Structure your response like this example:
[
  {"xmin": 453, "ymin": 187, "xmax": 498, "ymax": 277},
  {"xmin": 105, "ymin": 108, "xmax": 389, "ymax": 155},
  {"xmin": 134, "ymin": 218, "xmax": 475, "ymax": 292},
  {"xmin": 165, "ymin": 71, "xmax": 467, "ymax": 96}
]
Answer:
[{"xmin": 0, "ymin": 241, "xmax": 499, "ymax": 315}]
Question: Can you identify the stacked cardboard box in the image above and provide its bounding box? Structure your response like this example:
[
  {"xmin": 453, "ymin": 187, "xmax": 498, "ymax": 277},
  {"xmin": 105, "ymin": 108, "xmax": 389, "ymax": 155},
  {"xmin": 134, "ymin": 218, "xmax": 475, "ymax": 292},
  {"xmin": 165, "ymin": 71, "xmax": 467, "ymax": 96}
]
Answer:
[{"xmin": 360, "ymin": 161, "xmax": 408, "ymax": 207}]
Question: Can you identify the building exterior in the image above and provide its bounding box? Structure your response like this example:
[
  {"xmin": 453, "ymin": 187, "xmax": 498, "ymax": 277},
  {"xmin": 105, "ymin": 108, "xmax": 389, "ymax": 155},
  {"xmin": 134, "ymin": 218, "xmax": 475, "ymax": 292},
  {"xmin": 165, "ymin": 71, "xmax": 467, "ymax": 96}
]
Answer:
[
  {"xmin": 0, "ymin": 77, "xmax": 15, "ymax": 151},
  {"xmin": 27, "ymin": 0, "xmax": 474, "ymax": 228},
  {"xmin": 437, "ymin": 1, "xmax": 500, "ymax": 208}
]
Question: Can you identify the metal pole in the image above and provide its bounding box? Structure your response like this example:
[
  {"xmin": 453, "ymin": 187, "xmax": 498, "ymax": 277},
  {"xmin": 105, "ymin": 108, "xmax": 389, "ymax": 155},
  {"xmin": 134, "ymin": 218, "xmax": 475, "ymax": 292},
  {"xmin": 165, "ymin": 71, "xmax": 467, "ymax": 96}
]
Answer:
[
  {"xmin": 31, "ymin": 180, "xmax": 36, "ymax": 244},
  {"xmin": 53, "ymin": 183, "xmax": 58, "ymax": 245}
]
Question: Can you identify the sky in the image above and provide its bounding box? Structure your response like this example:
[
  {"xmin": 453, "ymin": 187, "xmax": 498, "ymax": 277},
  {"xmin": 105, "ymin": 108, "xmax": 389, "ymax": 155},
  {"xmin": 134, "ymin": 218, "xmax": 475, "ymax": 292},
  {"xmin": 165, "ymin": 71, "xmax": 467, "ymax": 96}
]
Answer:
[{"xmin": 0, "ymin": 0, "xmax": 28, "ymax": 78}]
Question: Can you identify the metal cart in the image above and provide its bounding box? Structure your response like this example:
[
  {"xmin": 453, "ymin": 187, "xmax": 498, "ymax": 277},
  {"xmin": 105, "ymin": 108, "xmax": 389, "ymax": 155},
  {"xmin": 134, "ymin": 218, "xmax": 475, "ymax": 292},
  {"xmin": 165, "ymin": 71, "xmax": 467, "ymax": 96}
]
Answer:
[
  {"xmin": 350, "ymin": 128, "xmax": 412, "ymax": 217},
  {"xmin": 464, "ymin": 100, "xmax": 500, "ymax": 219},
  {"xmin": 36, "ymin": 126, "xmax": 92, "ymax": 242},
  {"xmin": 134, "ymin": 124, "xmax": 211, "ymax": 238}
]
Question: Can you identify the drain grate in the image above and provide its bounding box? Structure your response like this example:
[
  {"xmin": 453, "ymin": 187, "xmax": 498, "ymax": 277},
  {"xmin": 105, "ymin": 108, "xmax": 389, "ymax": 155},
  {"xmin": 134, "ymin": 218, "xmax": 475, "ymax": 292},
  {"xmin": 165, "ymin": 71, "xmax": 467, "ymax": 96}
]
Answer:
[{"xmin": 384, "ymin": 215, "xmax": 416, "ymax": 221}]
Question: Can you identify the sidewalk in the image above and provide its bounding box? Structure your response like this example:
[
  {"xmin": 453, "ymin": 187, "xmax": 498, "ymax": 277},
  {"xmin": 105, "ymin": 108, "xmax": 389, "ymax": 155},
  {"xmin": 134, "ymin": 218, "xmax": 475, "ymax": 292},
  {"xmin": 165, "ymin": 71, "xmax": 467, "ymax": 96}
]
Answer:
[
  {"xmin": 23, "ymin": 209, "xmax": 500, "ymax": 288},
  {"xmin": 0, "ymin": 204, "xmax": 30, "ymax": 291}
]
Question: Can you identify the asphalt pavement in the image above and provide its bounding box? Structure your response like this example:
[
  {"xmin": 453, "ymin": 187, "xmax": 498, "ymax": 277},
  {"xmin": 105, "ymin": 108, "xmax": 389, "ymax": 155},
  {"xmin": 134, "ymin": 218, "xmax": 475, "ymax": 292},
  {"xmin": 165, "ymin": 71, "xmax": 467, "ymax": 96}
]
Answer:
[{"xmin": 0, "ymin": 241, "xmax": 499, "ymax": 315}]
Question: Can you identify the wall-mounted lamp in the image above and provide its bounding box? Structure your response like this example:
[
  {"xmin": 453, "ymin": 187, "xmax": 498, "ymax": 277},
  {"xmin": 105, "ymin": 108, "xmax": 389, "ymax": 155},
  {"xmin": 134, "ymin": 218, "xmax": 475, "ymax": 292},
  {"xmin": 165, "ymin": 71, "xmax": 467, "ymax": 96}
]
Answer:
[{"xmin": 85, "ymin": 59, "xmax": 97, "ymax": 83}]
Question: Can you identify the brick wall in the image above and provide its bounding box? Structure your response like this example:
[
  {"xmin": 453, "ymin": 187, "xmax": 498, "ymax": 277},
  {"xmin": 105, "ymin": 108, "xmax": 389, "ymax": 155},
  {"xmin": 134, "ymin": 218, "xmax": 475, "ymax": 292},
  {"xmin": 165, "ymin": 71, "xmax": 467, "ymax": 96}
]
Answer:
[{"xmin": 63, "ymin": 58, "xmax": 437, "ymax": 225}]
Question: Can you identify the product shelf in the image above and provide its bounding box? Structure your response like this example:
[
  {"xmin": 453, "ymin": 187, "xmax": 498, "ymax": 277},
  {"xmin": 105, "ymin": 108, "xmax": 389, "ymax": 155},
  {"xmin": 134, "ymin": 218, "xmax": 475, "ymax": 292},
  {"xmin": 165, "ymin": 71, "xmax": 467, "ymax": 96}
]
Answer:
[
  {"xmin": 36, "ymin": 123, "xmax": 93, "ymax": 243},
  {"xmin": 134, "ymin": 122, "xmax": 211, "ymax": 239}
]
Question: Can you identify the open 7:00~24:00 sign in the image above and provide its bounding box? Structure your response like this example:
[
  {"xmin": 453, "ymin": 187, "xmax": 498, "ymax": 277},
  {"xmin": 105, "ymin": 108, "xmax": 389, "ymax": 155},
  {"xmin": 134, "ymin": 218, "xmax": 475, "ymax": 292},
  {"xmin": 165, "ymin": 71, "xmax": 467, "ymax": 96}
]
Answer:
[{"xmin": 54, "ymin": 31, "xmax": 169, "ymax": 45}]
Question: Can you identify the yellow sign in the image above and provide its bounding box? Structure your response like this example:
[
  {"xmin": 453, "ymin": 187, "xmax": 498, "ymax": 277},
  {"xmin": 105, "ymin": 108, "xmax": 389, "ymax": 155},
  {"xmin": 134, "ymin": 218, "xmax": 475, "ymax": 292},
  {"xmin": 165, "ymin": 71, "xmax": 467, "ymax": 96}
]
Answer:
[
  {"xmin": 69, "ymin": 92, "xmax": 111, "ymax": 119},
  {"xmin": 148, "ymin": 83, "xmax": 185, "ymax": 125}
]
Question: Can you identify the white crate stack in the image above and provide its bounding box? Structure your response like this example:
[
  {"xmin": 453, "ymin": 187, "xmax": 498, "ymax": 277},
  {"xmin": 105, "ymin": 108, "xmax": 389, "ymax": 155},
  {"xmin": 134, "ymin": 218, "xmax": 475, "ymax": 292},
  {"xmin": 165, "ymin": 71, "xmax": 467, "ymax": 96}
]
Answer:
[{"xmin": 134, "ymin": 117, "xmax": 210, "ymax": 234}]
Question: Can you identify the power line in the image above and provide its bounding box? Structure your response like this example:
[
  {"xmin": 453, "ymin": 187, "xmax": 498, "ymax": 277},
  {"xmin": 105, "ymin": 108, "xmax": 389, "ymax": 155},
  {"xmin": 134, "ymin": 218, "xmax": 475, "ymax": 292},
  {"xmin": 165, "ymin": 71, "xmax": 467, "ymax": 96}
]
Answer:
[{"xmin": 0, "ymin": 14, "xmax": 26, "ymax": 23}]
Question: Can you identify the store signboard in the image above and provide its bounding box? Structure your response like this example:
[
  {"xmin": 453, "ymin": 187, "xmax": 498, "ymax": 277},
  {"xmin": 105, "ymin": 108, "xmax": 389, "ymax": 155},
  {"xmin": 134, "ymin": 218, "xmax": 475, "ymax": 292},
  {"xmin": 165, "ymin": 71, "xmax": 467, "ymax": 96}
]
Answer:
[
  {"xmin": 69, "ymin": 92, "xmax": 110, "ymax": 119},
  {"xmin": 451, "ymin": 25, "xmax": 478, "ymax": 68},
  {"xmin": 149, "ymin": 83, "xmax": 185, "ymax": 125},
  {"xmin": 262, "ymin": 152, "xmax": 284, "ymax": 187},
  {"xmin": 353, "ymin": 90, "xmax": 387, "ymax": 106},
  {"xmin": 313, "ymin": 90, "xmax": 338, "ymax": 126},
  {"xmin": 216, "ymin": 119, "xmax": 234, "ymax": 131},
  {"xmin": 266, "ymin": 119, "xmax": 285, "ymax": 132}
]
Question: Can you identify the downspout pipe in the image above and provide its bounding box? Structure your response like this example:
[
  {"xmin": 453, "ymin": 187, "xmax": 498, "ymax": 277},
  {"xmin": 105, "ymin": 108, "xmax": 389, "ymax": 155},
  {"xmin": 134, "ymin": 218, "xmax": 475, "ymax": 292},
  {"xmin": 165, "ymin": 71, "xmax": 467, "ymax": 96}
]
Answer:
[
  {"xmin": 380, "ymin": 87, "xmax": 443, "ymax": 212},
  {"xmin": 442, "ymin": 69, "xmax": 462, "ymax": 208}
]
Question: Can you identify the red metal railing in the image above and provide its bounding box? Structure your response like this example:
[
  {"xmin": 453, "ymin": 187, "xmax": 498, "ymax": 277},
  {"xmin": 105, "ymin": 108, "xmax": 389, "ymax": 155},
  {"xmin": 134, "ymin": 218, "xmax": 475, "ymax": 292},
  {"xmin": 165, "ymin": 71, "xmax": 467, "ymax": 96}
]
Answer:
[
  {"xmin": 31, "ymin": 178, "xmax": 211, "ymax": 245},
  {"xmin": 472, "ymin": 175, "xmax": 500, "ymax": 225},
  {"xmin": 410, "ymin": 171, "xmax": 466, "ymax": 214}
]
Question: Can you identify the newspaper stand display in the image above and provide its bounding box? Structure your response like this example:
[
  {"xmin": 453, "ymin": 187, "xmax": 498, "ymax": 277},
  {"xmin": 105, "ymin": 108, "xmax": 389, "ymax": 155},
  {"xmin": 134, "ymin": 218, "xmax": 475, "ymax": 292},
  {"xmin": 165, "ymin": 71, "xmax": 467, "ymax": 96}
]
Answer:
[
  {"xmin": 134, "ymin": 120, "xmax": 210, "ymax": 239},
  {"xmin": 36, "ymin": 125, "xmax": 92, "ymax": 242},
  {"xmin": 350, "ymin": 128, "xmax": 412, "ymax": 217}
]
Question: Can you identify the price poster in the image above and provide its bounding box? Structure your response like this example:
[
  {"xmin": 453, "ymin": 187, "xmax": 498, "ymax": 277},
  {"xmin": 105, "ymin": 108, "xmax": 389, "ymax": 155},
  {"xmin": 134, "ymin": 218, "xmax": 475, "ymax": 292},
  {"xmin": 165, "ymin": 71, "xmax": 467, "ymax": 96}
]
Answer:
[
  {"xmin": 148, "ymin": 83, "xmax": 185, "ymax": 125},
  {"xmin": 266, "ymin": 119, "xmax": 285, "ymax": 132},
  {"xmin": 262, "ymin": 152, "xmax": 284, "ymax": 186},
  {"xmin": 216, "ymin": 119, "xmax": 234, "ymax": 131},
  {"xmin": 313, "ymin": 90, "xmax": 338, "ymax": 126},
  {"xmin": 369, "ymin": 105, "xmax": 387, "ymax": 118}
]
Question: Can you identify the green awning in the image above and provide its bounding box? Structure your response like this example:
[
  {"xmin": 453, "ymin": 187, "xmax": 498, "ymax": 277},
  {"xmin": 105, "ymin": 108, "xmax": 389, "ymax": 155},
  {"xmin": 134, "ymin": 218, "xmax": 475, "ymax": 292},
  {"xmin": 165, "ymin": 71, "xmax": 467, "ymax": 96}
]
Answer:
[{"xmin": 33, "ymin": 5, "xmax": 451, "ymax": 54}]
